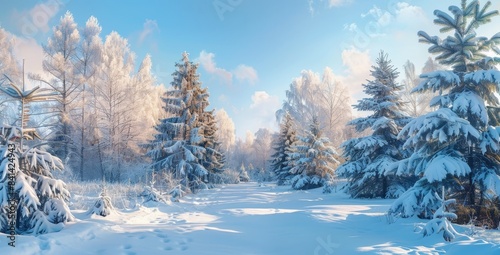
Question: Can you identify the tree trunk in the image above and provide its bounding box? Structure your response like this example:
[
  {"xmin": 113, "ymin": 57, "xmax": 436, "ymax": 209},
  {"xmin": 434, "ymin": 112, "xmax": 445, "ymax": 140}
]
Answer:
[
  {"xmin": 468, "ymin": 151, "xmax": 476, "ymax": 206},
  {"xmin": 80, "ymin": 84, "xmax": 85, "ymax": 181},
  {"xmin": 382, "ymin": 176, "xmax": 388, "ymax": 198}
]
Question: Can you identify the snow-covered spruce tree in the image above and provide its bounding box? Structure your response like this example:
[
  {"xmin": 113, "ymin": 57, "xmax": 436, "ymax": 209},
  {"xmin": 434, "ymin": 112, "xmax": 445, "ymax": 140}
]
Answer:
[
  {"xmin": 422, "ymin": 187, "xmax": 459, "ymax": 242},
  {"xmin": 390, "ymin": 0, "xmax": 500, "ymax": 219},
  {"xmin": 337, "ymin": 51, "xmax": 411, "ymax": 198},
  {"xmin": 0, "ymin": 85, "xmax": 74, "ymax": 235},
  {"xmin": 239, "ymin": 164, "xmax": 250, "ymax": 182},
  {"xmin": 270, "ymin": 112, "xmax": 297, "ymax": 185},
  {"xmin": 201, "ymin": 109, "xmax": 225, "ymax": 185},
  {"xmin": 289, "ymin": 117, "xmax": 339, "ymax": 190},
  {"xmin": 146, "ymin": 52, "xmax": 223, "ymax": 193},
  {"xmin": 88, "ymin": 185, "xmax": 114, "ymax": 217}
]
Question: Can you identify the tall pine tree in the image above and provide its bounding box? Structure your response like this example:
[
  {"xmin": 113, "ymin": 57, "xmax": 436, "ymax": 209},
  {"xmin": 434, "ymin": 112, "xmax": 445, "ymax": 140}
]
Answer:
[
  {"xmin": 270, "ymin": 112, "xmax": 297, "ymax": 185},
  {"xmin": 202, "ymin": 109, "xmax": 225, "ymax": 184},
  {"xmin": 146, "ymin": 52, "xmax": 223, "ymax": 192},
  {"xmin": 390, "ymin": 0, "xmax": 500, "ymax": 219},
  {"xmin": 289, "ymin": 117, "xmax": 338, "ymax": 190},
  {"xmin": 337, "ymin": 51, "xmax": 411, "ymax": 198}
]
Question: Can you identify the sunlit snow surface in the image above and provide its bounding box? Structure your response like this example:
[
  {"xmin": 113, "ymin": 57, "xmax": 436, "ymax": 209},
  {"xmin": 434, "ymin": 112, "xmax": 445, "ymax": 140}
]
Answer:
[{"xmin": 1, "ymin": 183, "xmax": 499, "ymax": 254}]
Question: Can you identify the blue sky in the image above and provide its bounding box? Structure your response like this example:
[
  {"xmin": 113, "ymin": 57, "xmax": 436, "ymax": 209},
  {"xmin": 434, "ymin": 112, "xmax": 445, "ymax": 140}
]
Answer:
[{"xmin": 2, "ymin": 0, "xmax": 500, "ymax": 138}]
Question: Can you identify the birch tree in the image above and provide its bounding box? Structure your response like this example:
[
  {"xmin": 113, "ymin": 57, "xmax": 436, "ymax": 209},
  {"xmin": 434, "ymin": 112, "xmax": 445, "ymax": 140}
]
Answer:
[{"xmin": 38, "ymin": 11, "xmax": 81, "ymax": 160}]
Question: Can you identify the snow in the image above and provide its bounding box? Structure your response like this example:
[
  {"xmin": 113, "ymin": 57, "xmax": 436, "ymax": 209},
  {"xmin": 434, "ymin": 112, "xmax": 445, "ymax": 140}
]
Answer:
[
  {"xmin": 424, "ymin": 155, "xmax": 470, "ymax": 183},
  {"xmin": 1, "ymin": 182, "xmax": 499, "ymax": 254}
]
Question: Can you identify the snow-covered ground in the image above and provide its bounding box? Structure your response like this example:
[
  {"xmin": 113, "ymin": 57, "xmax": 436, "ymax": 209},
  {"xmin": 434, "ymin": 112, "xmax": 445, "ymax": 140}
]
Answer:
[{"xmin": 1, "ymin": 182, "xmax": 500, "ymax": 255}]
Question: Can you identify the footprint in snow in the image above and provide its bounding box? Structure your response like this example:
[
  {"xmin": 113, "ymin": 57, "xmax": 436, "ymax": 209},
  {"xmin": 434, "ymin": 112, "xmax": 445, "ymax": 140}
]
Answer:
[
  {"xmin": 156, "ymin": 233, "xmax": 168, "ymax": 238},
  {"xmin": 39, "ymin": 240, "xmax": 50, "ymax": 251},
  {"xmin": 83, "ymin": 232, "xmax": 96, "ymax": 240},
  {"xmin": 122, "ymin": 244, "xmax": 132, "ymax": 250}
]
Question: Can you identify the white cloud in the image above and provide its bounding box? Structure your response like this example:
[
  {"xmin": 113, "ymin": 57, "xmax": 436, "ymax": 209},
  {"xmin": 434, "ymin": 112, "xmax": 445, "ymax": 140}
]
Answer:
[
  {"xmin": 250, "ymin": 91, "xmax": 271, "ymax": 108},
  {"xmin": 394, "ymin": 2, "xmax": 427, "ymax": 25},
  {"xmin": 139, "ymin": 19, "xmax": 158, "ymax": 43},
  {"xmin": 328, "ymin": 0, "xmax": 351, "ymax": 8},
  {"xmin": 331, "ymin": 47, "xmax": 372, "ymax": 101},
  {"xmin": 249, "ymin": 91, "xmax": 280, "ymax": 131},
  {"xmin": 309, "ymin": 0, "xmax": 351, "ymax": 15},
  {"xmin": 11, "ymin": 34, "xmax": 47, "ymax": 85},
  {"xmin": 308, "ymin": 0, "xmax": 315, "ymax": 15},
  {"xmin": 197, "ymin": 51, "xmax": 259, "ymax": 86},
  {"xmin": 361, "ymin": 2, "xmax": 428, "ymax": 28},
  {"xmin": 218, "ymin": 94, "xmax": 228, "ymax": 102},
  {"xmin": 198, "ymin": 50, "xmax": 233, "ymax": 85},
  {"xmin": 233, "ymin": 64, "xmax": 258, "ymax": 84}
]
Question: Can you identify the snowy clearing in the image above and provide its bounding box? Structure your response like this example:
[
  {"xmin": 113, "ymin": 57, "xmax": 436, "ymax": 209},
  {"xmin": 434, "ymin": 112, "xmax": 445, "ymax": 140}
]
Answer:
[{"xmin": 1, "ymin": 182, "xmax": 500, "ymax": 254}]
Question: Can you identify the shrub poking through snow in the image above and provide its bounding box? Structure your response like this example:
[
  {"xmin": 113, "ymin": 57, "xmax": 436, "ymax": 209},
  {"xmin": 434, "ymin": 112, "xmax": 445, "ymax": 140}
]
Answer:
[
  {"xmin": 89, "ymin": 185, "xmax": 114, "ymax": 217},
  {"xmin": 422, "ymin": 187, "xmax": 459, "ymax": 242},
  {"xmin": 239, "ymin": 164, "xmax": 250, "ymax": 182},
  {"xmin": 169, "ymin": 185, "xmax": 185, "ymax": 202},
  {"xmin": 322, "ymin": 174, "xmax": 336, "ymax": 194},
  {"xmin": 140, "ymin": 186, "xmax": 168, "ymax": 204}
]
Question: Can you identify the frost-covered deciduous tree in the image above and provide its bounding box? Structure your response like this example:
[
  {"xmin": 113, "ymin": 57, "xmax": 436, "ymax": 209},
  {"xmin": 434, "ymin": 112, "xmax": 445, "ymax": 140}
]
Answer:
[
  {"xmin": 214, "ymin": 109, "xmax": 235, "ymax": 153},
  {"xmin": 74, "ymin": 16, "xmax": 102, "ymax": 181},
  {"xmin": 401, "ymin": 60, "xmax": 437, "ymax": 117},
  {"xmin": 277, "ymin": 68, "xmax": 352, "ymax": 147},
  {"xmin": 227, "ymin": 132, "xmax": 254, "ymax": 172},
  {"xmin": 252, "ymin": 128, "xmax": 273, "ymax": 180},
  {"xmin": 93, "ymin": 31, "xmax": 136, "ymax": 182},
  {"xmin": 146, "ymin": 52, "xmax": 224, "ymax": 192},
  {"xmin": 133, "ymin": 54, "xmax": 165, "ymax": 144},
  {"xmin": 36, "ymin": 11, "xmax": 81, "ymax": 160},
  {"xmin": 0, "ymin": 28, "xmax": 21, "ymax": 125},
  {"xmin": 390, "ymin": 0, "xmax": 500, "ymax": 219},
  {"xmin": 270, "ymin": 112, "xmax": 297, "ymax": 185},
  {"xmin": 337, "ymin": 51, "xmax": 411, "ymax": 198},
  {"xmin": 80, "ymin": 30, "xmax": 163, "ymax": 182},
  {"xmin": 289, "ymin": 117, "xmax": 339, "ymax": 190},
  {"xmin": 0, "ymin": 28, "xmax": 21, "ymax": 84}
]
